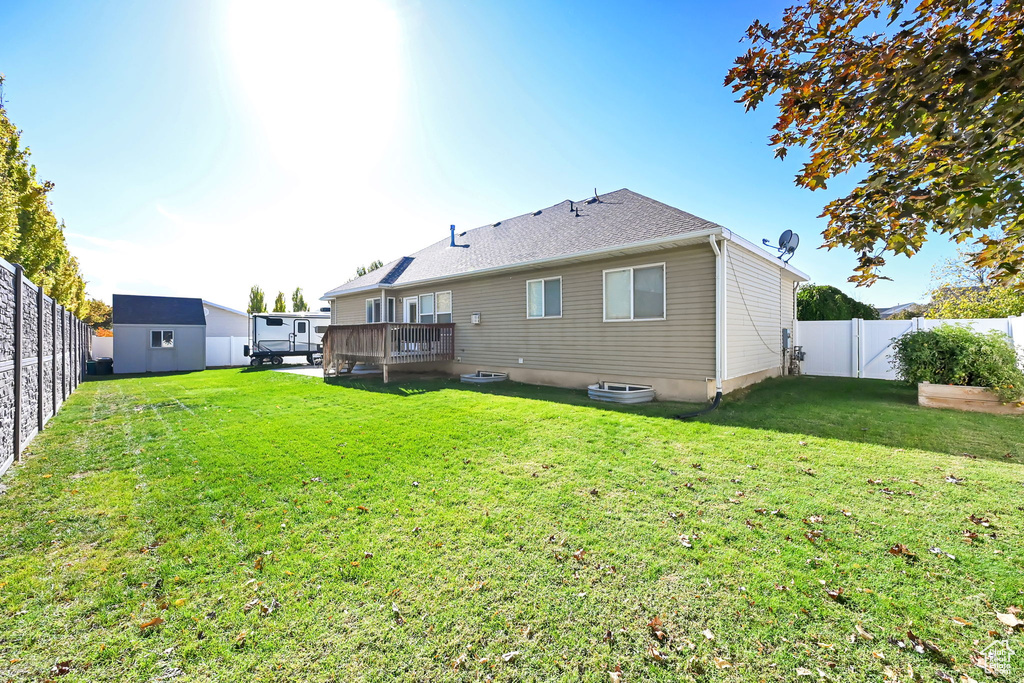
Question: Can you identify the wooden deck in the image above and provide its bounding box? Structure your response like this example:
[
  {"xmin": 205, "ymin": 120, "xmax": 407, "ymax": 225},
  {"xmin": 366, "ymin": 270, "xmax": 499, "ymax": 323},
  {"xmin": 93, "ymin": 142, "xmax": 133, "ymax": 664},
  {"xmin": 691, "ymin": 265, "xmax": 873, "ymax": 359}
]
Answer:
[{"xmin": 322, "ymin": 323, "xmax": 455, "ymax": 381}]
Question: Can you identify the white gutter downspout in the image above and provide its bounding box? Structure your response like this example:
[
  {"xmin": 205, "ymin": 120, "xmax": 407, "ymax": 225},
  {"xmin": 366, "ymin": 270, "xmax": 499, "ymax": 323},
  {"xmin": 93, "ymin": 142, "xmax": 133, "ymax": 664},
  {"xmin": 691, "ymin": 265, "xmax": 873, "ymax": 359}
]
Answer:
[{"xmin": 708, "ymin": 234, "xmax": 725, "ymax": 397}]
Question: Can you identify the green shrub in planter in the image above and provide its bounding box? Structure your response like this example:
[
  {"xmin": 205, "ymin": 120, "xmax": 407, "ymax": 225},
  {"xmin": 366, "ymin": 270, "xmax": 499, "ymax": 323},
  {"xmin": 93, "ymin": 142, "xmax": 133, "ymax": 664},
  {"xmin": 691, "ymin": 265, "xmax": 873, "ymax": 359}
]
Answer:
[{"xmin": 891, "ymin": 325, "xmax": 1024, "ymax": 402}]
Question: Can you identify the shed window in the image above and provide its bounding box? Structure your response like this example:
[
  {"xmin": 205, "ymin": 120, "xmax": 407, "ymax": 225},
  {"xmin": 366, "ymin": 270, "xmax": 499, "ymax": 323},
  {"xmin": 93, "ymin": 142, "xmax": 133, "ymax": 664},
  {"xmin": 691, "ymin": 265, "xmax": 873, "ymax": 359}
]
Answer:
[
  {"xmin": 603, "ymin": 264, "xmax": 665, "ymax": 321},
  {"xmin": 265, "ymin": 317, "xmax": 284, "ymax": 326},
  {"xmin": 150, "ymin": 330, "xmax": 174, "ymax": 348},
  {"xmin": 526, "ymin": 277, "xmax": 561, "ymax": 318}
]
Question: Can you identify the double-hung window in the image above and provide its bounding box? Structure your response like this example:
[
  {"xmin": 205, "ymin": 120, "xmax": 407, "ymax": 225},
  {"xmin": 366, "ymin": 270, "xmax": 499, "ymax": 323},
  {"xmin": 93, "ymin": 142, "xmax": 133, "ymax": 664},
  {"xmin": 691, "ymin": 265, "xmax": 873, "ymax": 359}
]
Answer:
[
  {"xmin": 603, "ymin": 263, "xmax": 665, "ymax": 321},
  {"xmin": 365, "ymin": 297, "xmax": 396, "ymax": 323},
  {"xmin": 150, "ymin": 330, "xmax": 174, "ymax": 348},
  {"xmin": 411, "ymin": 291, "xmax": 452, "ymax": 323},
  {"xmin": 526, "ymin": 277, "xmax": 562, "ymax": 318}
]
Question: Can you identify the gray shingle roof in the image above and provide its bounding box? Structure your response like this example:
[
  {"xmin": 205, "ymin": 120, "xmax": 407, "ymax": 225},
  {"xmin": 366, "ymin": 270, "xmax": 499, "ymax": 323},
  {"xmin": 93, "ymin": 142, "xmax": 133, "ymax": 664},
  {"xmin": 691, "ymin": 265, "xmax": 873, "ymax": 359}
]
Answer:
[
  {"xmin": 113, "ymin": 294, "xmax": 206, "ymax": 326},
  {"xmin": 324, "ymin": 189, "xmax": 722, "ymax": 297}
]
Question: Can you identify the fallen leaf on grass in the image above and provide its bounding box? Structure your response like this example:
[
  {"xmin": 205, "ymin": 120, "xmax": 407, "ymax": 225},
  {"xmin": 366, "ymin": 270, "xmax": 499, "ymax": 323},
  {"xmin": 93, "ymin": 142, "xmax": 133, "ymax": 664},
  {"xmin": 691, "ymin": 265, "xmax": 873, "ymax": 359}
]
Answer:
[
  {"xmin": 452, "ymin": 653, "xmax": 467, "ymax": 669},
  {"xmin": 243, "ymin": 598, "xmax": 261, "ymax": 613},
  {"xmin": 855, "ymin": 624, "xmax": 874, "ymax": 640},
  {"xmin": 928, "ymin": 547, "xmax": 956, "ymax": 560},
  {"xmin": 950, "ymin": 617, "xmax": 971, "ymax": 626},
  {"xmin": 234, "ymin": 631, "xmax": 246, "ymax": 647},
  {"xmin": 648, "ymin": 616, "xmax": 667, "ymax": 641},
  {"xmin": 51, "ymin": 660, "xmax": 72, "ymax": 676},
  {"xmin": 970, "ymin": 650, "xmax": 1003, "ymax": 676},
  {"xmin": 702, "ymin": 628, "xmax": 715, "ymax": 640},
  {"xmin": 572, "ymin": 549, "xmax": 586, "ymax": 563},
  {"xmin": 254, "ymin": 555, "xmax": 263, "ymax": 571},
  {"xmin": 996, "ymin": 612, "xmax": 1024, "ymax": 629},
  {"xmin": 678, "ymin": 535, "xmax": 693, "ymax": 548},
  {"xmin": 803, "ymin": 515, "xmax": 824, "ymax": 525},
  {"xmin": 501, "ymin": 651, "xmax": 521, "ymax": 663},
  {"xmin": 356, "ymin": 506, "xmax": 370, "ymax": 513},
  {"xmin": 906, "ymin": 630, "xmax": 946, "ymax": 660},
  {"xmin": 967, "ymin": 514, "xmax": 991, "ymax": 527},
  {"xmin": 712, "ymin": 655, "xmax": 732, "ymax": 669},
  {"xmin": 795, "ymin": 667, "xmax": 812, "ymax": 676},
  {"xmin": 841, "ymin": 509, "xmax": 852, "ymax": 517},
  {"xmin": 139, "ymin": 617, "xmax": 164, "ymax": 630},
  {"xmin": 647, "ymin": 644, "xmax": 667, "ymax": 662},
  {"xmin": 609, "ymin": 665, "xmax": 623, "ymax": 682},
  {"xmin": 867, "ymin": 479, "xmax": 884, "ymax": 485},
  {"xmin": 824, "ymin": 588, "xmax": 845, "ymax": 603},
  {"xmin": 888, "ymin": 544, "xmax": 917, "ymax": 560},
  {"xmin": 944, "ymin": 475, "xmax": 965, "ymax": 484}
]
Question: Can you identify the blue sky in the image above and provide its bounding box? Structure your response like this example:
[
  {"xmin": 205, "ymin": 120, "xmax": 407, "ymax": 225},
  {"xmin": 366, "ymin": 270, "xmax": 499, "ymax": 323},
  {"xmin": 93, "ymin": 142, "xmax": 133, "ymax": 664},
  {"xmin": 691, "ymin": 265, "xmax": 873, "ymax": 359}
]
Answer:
[{"xmin": 1, "ymin": 0, "xmax": 955, "ymax": 311}]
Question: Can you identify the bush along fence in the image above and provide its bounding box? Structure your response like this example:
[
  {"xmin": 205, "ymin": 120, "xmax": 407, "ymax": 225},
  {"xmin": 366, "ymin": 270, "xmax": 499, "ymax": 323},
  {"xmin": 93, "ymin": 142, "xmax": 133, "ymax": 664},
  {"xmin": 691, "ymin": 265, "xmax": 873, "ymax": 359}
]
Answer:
[{"xmin": 1, "ymin": 257, "xmax": 89, "ymax": 477}]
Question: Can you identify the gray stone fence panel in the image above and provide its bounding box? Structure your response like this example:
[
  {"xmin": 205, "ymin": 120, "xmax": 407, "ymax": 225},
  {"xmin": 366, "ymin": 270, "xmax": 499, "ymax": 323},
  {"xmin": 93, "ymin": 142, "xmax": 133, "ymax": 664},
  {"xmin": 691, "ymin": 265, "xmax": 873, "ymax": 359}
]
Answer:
[{"xmin": 0, "ymin": 257, "xmax": 88, "ymax": 477}]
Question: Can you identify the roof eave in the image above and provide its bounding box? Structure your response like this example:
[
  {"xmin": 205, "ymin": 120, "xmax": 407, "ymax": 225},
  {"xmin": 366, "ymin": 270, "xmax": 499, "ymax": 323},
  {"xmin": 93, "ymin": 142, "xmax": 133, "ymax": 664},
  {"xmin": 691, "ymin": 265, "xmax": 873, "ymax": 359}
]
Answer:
[
  {"xmin": 721, "ymin": 229, "xmax": 810, "ymax": 281},
  {"xmin": 320, "ymin": 227, "xmax": 726, "ymax": 299}
]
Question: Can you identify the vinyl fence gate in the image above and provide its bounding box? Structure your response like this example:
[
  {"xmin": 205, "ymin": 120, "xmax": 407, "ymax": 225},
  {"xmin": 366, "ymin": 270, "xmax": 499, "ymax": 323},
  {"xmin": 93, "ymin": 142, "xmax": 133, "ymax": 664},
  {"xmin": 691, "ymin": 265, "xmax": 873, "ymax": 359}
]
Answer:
[{"xmin": 796, "ymin": 317, "xmax": 1024, "ymax": 380}]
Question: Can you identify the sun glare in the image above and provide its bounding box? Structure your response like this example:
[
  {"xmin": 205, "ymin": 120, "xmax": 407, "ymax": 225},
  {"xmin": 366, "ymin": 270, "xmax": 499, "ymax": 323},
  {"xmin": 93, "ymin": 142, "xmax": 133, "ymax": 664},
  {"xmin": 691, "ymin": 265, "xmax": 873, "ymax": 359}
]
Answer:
[{"xmin": 224, "ymin": 0, "xmax": 404, "ymax": 177}]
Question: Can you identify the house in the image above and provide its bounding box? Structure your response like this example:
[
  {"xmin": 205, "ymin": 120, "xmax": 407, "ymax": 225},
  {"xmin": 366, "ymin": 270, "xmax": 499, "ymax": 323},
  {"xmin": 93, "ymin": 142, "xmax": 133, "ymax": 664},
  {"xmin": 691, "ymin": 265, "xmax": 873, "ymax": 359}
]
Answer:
[
  {"xmin": 112, "ymin": 294, "xmax": 206, "ymax": 374},
  {"xmin": 320, "ymin": 189, "xmax": 809, "ymax": 401},
  {"xmin": 203, "ymin": 300, "xmax": 250, "ymax": 338},
  {"xmin": 877, "ymin": 302, "xmax": 923, "ymax": 319}
]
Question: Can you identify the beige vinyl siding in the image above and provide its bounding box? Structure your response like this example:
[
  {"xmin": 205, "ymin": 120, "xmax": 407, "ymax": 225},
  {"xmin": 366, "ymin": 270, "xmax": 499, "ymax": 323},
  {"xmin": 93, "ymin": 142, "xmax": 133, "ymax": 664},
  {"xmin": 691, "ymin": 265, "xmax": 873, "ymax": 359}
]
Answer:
[
  {"xmin": 331, "ymin": 295, "xmax": 370, "ymax": 325},
  {"xmin": 331, "ymin": 244, "xmax": 716, "ymax": 381},
  {"xmin": 725, "ymin": 243, "xmax": 787, "ymax": 379}
]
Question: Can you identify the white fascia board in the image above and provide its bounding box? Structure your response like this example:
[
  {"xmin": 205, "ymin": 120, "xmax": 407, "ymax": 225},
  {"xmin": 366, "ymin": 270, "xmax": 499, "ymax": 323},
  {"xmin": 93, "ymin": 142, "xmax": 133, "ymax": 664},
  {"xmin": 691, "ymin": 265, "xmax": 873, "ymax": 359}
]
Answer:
[
  {"xmin": 321, "ymin": 227, "xmax": 725, "ymax": 299},
  {"xmin": 721, "ymin": 229, "xmax": 810, "ymax": 281},
  {"xmin": 202, "ymin": 300, "xmax": 248, "ymax": 317}
]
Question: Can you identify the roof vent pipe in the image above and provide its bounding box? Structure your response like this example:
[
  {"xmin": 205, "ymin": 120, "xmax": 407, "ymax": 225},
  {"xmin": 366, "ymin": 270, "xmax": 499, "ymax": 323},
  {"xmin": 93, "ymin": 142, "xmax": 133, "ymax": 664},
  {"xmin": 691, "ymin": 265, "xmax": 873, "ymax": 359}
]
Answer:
[{"xmin": 450, "ymin": 225, "xmax": 455, "ymax": 247}]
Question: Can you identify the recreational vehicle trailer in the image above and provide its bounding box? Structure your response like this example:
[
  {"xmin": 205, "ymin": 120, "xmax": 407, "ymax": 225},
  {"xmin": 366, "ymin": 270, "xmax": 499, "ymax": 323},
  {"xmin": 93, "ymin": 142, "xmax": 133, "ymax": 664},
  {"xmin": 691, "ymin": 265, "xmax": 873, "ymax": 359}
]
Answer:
[{"xmin": 245, "ymin": 312, "xmax": 331, "ymax": 366}]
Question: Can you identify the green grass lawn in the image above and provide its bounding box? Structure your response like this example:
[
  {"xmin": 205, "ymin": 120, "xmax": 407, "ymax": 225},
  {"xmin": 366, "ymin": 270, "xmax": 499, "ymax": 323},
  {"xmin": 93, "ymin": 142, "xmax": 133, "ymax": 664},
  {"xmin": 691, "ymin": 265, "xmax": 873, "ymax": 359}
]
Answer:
[{"xmin": 1, "ymin": 370, "xmax": 1022, "ymax": 682}]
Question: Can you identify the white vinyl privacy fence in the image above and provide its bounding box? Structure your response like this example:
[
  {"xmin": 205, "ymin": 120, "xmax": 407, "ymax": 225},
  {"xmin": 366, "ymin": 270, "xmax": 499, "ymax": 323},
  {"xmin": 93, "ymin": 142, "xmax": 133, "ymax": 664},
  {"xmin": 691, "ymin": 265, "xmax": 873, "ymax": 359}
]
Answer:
[
  {"xmin": 797, "ymin": 317, "xmax": 1024, "ymax": 380},
  {"xmin": 205, "ymin": 336, "xmax": 249, "ymax": 367}
]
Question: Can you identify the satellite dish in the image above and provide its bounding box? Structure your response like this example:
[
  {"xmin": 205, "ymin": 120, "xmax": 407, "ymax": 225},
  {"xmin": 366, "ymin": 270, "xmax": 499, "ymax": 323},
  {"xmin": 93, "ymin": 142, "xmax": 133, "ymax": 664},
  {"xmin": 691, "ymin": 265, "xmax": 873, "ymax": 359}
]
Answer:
[{"xmin": 762, "ymin": 230, "xmax": 800, "ymax": 263}]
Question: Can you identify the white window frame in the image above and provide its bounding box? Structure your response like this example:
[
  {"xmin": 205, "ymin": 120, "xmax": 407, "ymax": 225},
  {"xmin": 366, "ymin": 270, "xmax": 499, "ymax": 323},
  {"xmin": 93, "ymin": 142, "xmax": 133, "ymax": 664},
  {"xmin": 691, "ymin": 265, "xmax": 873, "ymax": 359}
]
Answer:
[
  {"xmin": 526, "ymin": 277, "xmax": 562, "ymax": 319},
  {"xmin": 408, "ymin": 291, "xmax": 452, "ymax": 323},
  {"xmin": 365, "ymin": 297, "xmax": 396, "ymax": 323},
  {"xmin": 602, "ymin": 262, "xmax": 666, "ymax": 322},
  {"xmin": 150, "ymin": 329, "xmax": 174, "ymax": 348},
  {"xmin": 435, "ymin": 290, "xmax": 452, "ymax": 323}
]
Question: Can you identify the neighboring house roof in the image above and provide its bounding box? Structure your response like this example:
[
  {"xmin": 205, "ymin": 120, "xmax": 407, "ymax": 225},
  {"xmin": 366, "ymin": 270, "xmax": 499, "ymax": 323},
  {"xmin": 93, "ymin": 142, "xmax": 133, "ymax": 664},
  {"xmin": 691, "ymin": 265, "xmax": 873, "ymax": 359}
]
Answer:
[
  {"xmin": 324, "ymin": 189, "xmax": 755, "ymax": 298},
  {"xmin": 877, "ymin": 302, "xmax": 921, "ymax": 319},
  {"xmin": 113, "ymin": 294, "xmax": 206, "ymax": 326},
  {"xmin": 203, "ymin": 300, "xmax": 249, "ymax": 317}
]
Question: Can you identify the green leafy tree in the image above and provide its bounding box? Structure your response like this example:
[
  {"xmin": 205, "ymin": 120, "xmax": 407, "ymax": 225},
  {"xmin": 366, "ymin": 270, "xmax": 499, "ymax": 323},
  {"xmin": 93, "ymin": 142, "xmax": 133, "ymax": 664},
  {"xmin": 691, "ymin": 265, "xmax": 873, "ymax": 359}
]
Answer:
[
  {"xmin": 82, "ymin": 297, "xmax": 112, "ymax": 329},
  {"xmin": 797, "ymin": 284, "xmax": 879, "ymax": 321},
  {"xmin": 726, "ymin": 0, "xmax": 1024, "ymax": 287},
  {"xmin": 291, "ymin": 287, "xmax": 308, "ymax": 312},
  {"xmin": 926, "ymin": 248, "xmax": 1024, "ymax": 318},
  {"xmin": 355, "ymin": 259, "xmax": 384, "ymax": 277},
  {"xmin": 0, "ymin": 76, "xmax": 87, "ymax": 314},
  {"xmin": 247, "ymin": 286, "xmax": 266, "ymax": 314},
  {"xmin": 272, "ymin": 291, "xmax": 287, "ymax": 313}
]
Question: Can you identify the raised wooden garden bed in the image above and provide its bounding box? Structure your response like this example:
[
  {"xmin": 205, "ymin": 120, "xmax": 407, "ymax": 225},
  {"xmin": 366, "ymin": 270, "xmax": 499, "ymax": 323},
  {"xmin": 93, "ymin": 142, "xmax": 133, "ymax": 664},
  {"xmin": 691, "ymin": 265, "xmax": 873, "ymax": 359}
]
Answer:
[{"xmin": 918, "ymin": 382, "xmax": 1024, "ymax": 416}]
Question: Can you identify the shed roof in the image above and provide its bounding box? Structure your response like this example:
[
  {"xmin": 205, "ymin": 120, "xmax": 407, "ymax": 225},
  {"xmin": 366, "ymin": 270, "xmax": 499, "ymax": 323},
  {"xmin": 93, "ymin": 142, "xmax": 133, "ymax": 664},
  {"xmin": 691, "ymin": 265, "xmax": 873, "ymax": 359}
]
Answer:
[{"xmin": 113, "ymin": 294, "xmax": 206, "ymax": 326}]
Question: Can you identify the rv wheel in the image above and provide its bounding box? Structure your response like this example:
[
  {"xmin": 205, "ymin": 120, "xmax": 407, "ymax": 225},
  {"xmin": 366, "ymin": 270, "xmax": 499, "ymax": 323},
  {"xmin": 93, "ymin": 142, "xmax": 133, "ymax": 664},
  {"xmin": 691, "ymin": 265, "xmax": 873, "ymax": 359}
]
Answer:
[{"xmin": 271, "ymin": 355, "xmax": 284, "ymax": 366}]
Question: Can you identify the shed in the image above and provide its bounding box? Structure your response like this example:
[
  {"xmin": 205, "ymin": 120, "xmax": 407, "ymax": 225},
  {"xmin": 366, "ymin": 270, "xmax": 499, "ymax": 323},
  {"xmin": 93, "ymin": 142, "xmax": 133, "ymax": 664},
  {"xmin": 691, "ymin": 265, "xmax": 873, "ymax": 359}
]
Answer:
[{"xmin": 112, "ymin": 294, "xmax": 206, "ymax": 374}]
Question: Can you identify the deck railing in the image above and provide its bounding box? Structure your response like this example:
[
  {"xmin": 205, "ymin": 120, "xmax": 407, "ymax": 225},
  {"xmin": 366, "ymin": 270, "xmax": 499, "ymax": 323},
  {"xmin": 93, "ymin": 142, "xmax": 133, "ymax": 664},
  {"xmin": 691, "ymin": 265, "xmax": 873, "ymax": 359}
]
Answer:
[{"xmin": 323, "ymin": 323, "xmax": 455, "ymax": 379}]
